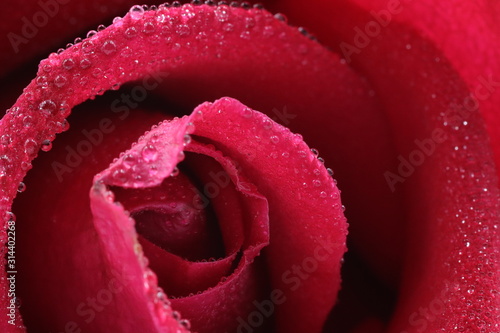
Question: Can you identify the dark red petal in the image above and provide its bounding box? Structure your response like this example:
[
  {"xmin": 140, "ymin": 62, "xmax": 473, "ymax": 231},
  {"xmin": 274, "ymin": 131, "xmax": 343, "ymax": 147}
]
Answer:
[
  {"xmin": 91, "ymin": 181, "xmax": 191, "ymax": 331},
  {"xmin": 345, "ymin": 0, "xmax": 500, "ymax": 181},
  {"xmin": 266, "ymin": 0, "xmax": 500, "ymax": 330}
]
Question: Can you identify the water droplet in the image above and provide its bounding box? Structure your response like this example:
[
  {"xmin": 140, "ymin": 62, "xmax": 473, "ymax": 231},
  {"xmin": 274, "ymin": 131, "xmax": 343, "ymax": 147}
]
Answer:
[
  {"xmin": 1, "ymin": 135, "xmax": 11, "ymax": 146},
  {"xmin": 143, "ymin": 21, "xmax": 156, "ymax": 34},
  {"xmin": 326, "ymin": 168, "xmax": 334, "ymax": 176},
  {"xmin": 41, "ymin": 64, "xmax": 52, "ymax": 73},
  {"xmin": 36, "ymin": 76, "xmax": 49, "ymax": 88},
  {"xmin": 130, "ymin": 5, "xmax": 145, "ymax": 20},
  {"xmin": 101, "ymin": 40, "xmax": 117, "ymax": 55},
  {"xmin": 245, "ymin": 17, "xmax": 256, "ymax": 29},
  {"xmin": 41, "ymin": 140, "xmax": 52, "ymax": 152},
  {"xmin": 183, "ymin": 134, "xmax": 192, "ymax": 145},
  {"xmin": 81, "ymin": 40, "xmax": 94, "ymax": 54},
  {"xmin": 177, "ymin": 151, "xmax": 185, "ymax": 161},
  {"xmin": 172, "ymin": 311, "xmax": 181, "ymax": 320},
  {"xmin": 263, "ymin": 25, "xmax": 274, "ymax": 37},
  {"xmin": 274, "ymin": 13, "xmax": 288, "ymax": 23},
  {"xmin": 54, "ymin": 75, "xmax": 67, "ymax": 88},
  {"xmin": 97, "ymin": 24, "xmax": 106, "ymax": 32},
  {"xmin": 125, "ymin": 27, "xmax": 138, "ymax": 38},
  {"xmin": 62, "ymin": 58, "xmax": 75, "ymax": 70},
  {"xmin": 143, "ymin": 269, "xmax": 157, "ymax": 294},
  {"xmin": 240, "ymin": 31, "xmax": 251, "ymax": 39},
  {"xmin": 22, "ymin": 115, "xmax": 33, "ymax": 128},
  {"xmin": 222, "ymin": 22, "xmax": 234, "ymax": 32},
  {"xmin": 185, "ymin": 122, "xmax": 195, "ymax": 134},
  {"xmin": 58, "ymin": 120, "xmax": 70, "ymax": 132},
  {"xmin": 262, "ymin": 119, "xmax": 273, "ymax": 130},
  {"xmin": 312, "ymin": 180, "xmax": 321, "ymax": 187},
  {"xmin": 242, "ymin": 107, "xmax": 253, "ymax": 118},
  {"xmin": 24, "ymin": 139, "xmax": 38, "ymax": 156},
  {"xmin": 179, "ymin": 319, "xmax": 191, "ymax": 329},
  {"xmin": 170, "ymin": 167, "xmax": 180, "ymax": 177},
  {"xmin": 311, "ymin": 148, "xmax": 319, "ymax": 157},
  {"xmin": 320, "ymin": 191, "xmax": 327, "ymax": 198},
  {"xmin": 5, "ymin": 211, "xmax": 16, "ymax": 222},
  {"xmin": 86, "ymin": 30, "xmax": 97, "ymax": 38},
  {"xmin": 17, "ymin": 182, "xmax": 26, "ymax": 193},
  {"xmin": 270, "ymin": 136, "xmax": 279, "ymax": 144},
  {"xmin": 142, "ymin": 145, "xmax": 158, "ymax": 162},
  {"xmin": 39, "ymin": 100, "xmax": 57, "ymax": 115},
  {"xmin": 123, "ymin": 153, "xmax": 137, "ymax": 168},
  {"xmin": 175, "ymin": 24, "xmax": 191, "ymax": 37}
]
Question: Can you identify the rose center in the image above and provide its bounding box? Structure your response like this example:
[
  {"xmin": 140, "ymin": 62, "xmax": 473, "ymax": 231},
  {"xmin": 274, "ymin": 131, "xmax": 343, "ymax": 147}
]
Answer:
[{"xmin": 132, "ymin": 202, "xmax": 222, "ymax": 260}]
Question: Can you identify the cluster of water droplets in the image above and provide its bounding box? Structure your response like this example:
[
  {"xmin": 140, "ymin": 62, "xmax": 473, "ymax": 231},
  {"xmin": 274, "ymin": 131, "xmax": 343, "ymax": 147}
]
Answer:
[
  {"xmin": 104, "ymin": 116, "xmax": 197, "ymax": 189},
  {"xmin": 132, "ymin": 238, "xmax": 191, "ymax": 330},
  {"xmin": 434, "ymin": 109, "xmax": 499, "ymax": 331},
  {"xmin": 232, "ymin": 101, "xmax": 343, "ymax": 215}
]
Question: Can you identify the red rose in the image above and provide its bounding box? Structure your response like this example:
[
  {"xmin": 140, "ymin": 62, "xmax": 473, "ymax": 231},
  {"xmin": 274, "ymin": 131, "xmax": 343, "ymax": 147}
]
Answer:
[{"xmin": 1, "ymin": 1, "xmax": 498, "ymax": 333}]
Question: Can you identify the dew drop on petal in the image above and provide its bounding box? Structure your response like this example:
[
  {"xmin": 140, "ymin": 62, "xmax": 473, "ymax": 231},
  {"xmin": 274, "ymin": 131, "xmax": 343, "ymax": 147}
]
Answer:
[
  {"xmin": 175, "ymin": 24, "xmax": 191, "ymax": 37},
  {"xmin": 39, "ymin": 100, "xmax": 57, "ymax": 115},
  {"xmin": 123, "ymin": 153, "xmax": 137, "ymax": 168},
  {"xmin": 54, "ymin": 75, "xmax": 67, "ymax": 88},
  {"xmin": 80, "ymin": 58, "xmax": 92, "ymax": 69},
  {"xmin": 36, "ymin": 76, "xmax": 48, "ymax": 88},
  {"xmin": 141, "ymin": 144, "xmax": 158, "ymax": 162},
  {"xmin": 113, "ymin": 169, "xmax": 128, "ymax": 183},
  {"xmin": 17, "ymin": 182, "xmax": 26, "ymax": 193},
  {"xmin": 22, "ymin": 115, "xmax": 33, "ymax": 128},
  {"xmin": 86, "ymin": 30, "xmax": 97, "ymax": 38},
  {"xmin": 177, "ymin": 151, "xmax": 185, "ymax": 162},
  {"xmin": 143, "ymin": 21, "xmax": 156, "ymax": 34},
  {"xmin": 24, "ymin": 139, "xmax": 38, "ymax": 157},
  {"xmin": 101, "ymin": 40, "xmax": 117, "ymax": 55},
  {"xmin": 242, "ymin": 107, "xmax": 253, "ymax": 118},
  {"xmin": 179, "ymin": 319, "xmax": 191, "ymax": 329},
  {"xmin": 125, "ymin": 27, "xmax": 138, "ymax": 38},
  {"xmin": 170, "ymin": 167, "xmax": 180, "ymax": 177},
  {"xmin": 5, "ymin": 211, "xmax": 16, "ymax": 222},
  {"xmin": 129, "ymin": 5, "xmax": 145, "ymax": 20},
  {"xmin": 41, "ymin": 140, "xmax": 52, "ymax": 152},
  {"xmin": 262, "ymin": 119, "xmax": 273, "ymax": 130},
  {"xmin": 185, "ymin": 122, "xmax": 195, "ymax": 134},
  {"xmin": 62, "ymin": 58, "xmax": 75, "ymax": 70},
  {"xmin": 1, "ymin": 135, "xmax": 11, "ymax": 146}
]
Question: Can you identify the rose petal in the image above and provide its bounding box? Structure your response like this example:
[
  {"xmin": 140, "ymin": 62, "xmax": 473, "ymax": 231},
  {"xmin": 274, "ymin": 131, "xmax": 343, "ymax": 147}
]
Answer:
[
  {"xmin": 266, "ymin": 0, "xmax": 500, "ymax": 330},
  {"xmin": 189, "ymin": 98, "xmax": 347, "ymax": 332},
  {"xmin": 9, "ymin": 103, "xmax": 170, "ymax": 331}
]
